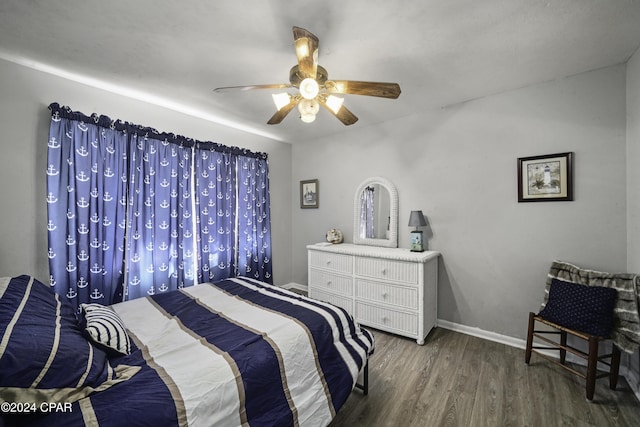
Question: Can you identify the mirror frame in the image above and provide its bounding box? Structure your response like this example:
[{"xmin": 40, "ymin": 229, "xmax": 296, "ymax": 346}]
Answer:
[{"xmin": 353, "ymin": 176, "xmax": 399, "ymax": 248}]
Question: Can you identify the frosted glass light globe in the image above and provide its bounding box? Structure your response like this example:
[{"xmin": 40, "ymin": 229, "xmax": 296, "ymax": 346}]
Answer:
[{"xmin": 299, "ymin": 78, "xmax": 319, "ymax": 99}]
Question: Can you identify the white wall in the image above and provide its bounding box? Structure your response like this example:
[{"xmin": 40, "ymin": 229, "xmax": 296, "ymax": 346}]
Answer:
[
  {"xmin": 0, "ymin": 58, "xmax": 293, "ymax": 286},
  {"xmin": 292, "ymin": 64, "xmax": 628, "ymax": 341},
  {"xmin": 626, "ymin": 46, "xmax": 640, "ymax": 396}
]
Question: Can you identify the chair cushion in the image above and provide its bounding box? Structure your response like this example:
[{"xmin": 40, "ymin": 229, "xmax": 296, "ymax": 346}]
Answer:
[{"xmin": 539, "ymin": 278, "xmax": 617, "ymax": 337}]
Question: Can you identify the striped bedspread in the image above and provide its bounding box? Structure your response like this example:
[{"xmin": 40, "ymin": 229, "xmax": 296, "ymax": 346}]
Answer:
[
  {"xmin": 5, "ymin": 277, "xmax": 373, "ymax": 427},
  {"xmin": 109, "ymin": 277, "xmax": 374, "ymax": 426}
]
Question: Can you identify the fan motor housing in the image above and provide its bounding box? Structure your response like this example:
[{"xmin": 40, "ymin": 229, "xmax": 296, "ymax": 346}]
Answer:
[{"xmin": 289, "ymin": 65, "xmax": 328, "ymax": 87}]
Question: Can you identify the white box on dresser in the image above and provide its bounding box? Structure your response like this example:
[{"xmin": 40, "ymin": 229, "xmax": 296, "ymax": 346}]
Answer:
[{"xmin": 307, "ymin": 243, "xmax": 440, "ymax": 345}]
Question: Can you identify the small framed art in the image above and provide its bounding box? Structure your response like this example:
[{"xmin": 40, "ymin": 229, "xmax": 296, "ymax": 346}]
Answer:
[
  {"xmin": 517, "ymin": 152, "xmax": 573, "ymax": 202},
  {"xmin": 300, "ymin": 179, "xmax": 319, "ymax": 208}
]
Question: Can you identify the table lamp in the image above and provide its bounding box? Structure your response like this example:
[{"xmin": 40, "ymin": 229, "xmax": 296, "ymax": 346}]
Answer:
[{"xmin": 408, "ymin": 210, "xmax": 427, "ymax": 252}]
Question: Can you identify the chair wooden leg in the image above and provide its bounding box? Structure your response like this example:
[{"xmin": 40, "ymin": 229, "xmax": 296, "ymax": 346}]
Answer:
[
  {"xmin": 559, "ymin": 330, "xmax": 567, "ymax": 365},
  {"xmin": 610, "ymin": 345, "xmax": 621, "ymax": 390},
  {"xmin": 586, "ymin": 336, "xmax": 599, "ymax": 400},
  {"xmin": 525, "ymin": 312, "xmax": 534, "ymax": 364}
]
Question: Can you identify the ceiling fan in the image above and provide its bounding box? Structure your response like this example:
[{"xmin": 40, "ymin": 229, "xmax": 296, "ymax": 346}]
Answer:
[{"xmin": 213, "ymin": 26, "xmax": 401, "ymax": 126}]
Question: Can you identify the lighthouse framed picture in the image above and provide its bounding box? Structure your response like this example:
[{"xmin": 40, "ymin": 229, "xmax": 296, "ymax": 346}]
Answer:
[
  {"xmin": 517, "ymin": 152, "xmax": 573, "ymax": 202},
  {"xmin": 300, "ymin": 179, "xmax": 319, "ymax": 208}
]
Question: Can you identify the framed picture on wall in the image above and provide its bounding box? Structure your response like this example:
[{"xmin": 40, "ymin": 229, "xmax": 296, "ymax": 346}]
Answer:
[
  {"xmin": 517, "ymin": 152, "xmax": 574, "ymax": 202},
  {"xmin": 300, "ymin": 179, "xmax": 319, "ymax": 208}
]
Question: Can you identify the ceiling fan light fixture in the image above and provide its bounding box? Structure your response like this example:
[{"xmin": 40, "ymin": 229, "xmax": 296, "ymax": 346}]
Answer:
[
  {"xmin": 325, "ymin": 95, "xmax": 344, "ymax": 114},
  {"xmin": 214, "ymin": 27, "xmax": 401, "ymax": 127},
  {"xmin": 298, "ymin": 98, "xmax": 319, "ymax": 124},
  {"xmin": 298, "ymin": 98, "xmax": 319, "ymax": 115},
  {"xmin": 271, "ymin": 92, "xmax": 291, "ymax": 110},
  {"xmin": 300, "ymin": 113, "xmax": 317, "ymax": 123},
  {"xmin": 299, "ymin": 78, "xmax": 319, "ymax": 99}
]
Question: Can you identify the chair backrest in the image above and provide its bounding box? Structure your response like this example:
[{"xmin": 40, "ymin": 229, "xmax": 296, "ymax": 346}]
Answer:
[{"xmin": 543, "ymin": 260, "xmax": 640, "ymax": 353}]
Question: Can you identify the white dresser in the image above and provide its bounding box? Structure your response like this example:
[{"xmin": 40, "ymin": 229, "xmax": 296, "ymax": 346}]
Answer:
[{"xmin": 307, "ymin": 243, "xmax": 439, "ymax": 345}]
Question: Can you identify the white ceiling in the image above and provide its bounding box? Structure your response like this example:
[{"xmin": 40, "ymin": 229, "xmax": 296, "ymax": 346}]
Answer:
[{"xmin": 1, "ymin": 0, "xmax": 640, "ymax": 143}]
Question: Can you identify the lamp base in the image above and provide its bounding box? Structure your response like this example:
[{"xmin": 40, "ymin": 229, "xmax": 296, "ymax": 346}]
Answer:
[{"xmin": 410, "ymin": 230, "xmax": 424, "ymax": 252}]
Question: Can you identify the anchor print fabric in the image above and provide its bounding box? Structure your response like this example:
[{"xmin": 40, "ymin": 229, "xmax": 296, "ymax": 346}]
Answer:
[
  {"xmin": 194, "ymin": 145, "xmax": 237, "ymax": 282},
  {"xmin": 125, "ymin": 134, "xmax": 195, "ymax": 300},
  {"xmin": 46, "ymin": 108, "xmax": 128, "ymax": 308},
  {"xmin": 46, "ymin": 104, "xmax": 273, "ymax": 309},
  {"xmin": 237, "ymin": 155, "xmax": 272, "ymax": 283}
]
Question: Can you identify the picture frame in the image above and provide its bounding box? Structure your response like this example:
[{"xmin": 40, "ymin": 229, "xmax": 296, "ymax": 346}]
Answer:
[
  {"xmin": 300, "ymin": 179, "xmax": 319, "ymax": 208},
  {"xmin": 517, "ymin": 152, "xmax": 573, "ymax": 202}
]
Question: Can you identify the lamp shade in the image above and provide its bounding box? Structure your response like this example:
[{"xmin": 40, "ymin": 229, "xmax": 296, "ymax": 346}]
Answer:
[{"xmin": 408, "ymin": 210, "xmax": 427, "ymax": 227}]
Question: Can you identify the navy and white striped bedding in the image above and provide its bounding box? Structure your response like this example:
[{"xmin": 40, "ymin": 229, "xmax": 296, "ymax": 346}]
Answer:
[{"xmin": 1, "ymin": 276, "xmax": 373, "ymax": 426}]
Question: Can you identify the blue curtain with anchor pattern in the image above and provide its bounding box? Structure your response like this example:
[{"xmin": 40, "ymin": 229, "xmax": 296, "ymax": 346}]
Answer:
[
  {"xmin": 237, "ymin": 155, "xmax": 272, "ymax": 282},
  {"xmin": 46, "ymin": 106, "xmax": 128, "ymax": 308},
  {"xmin": 193, "ymin": 143, "xmax": 237, "ymax": 283},
  {"xmin": 47, "ymin": 104, "xmax": 272, "ymax": 309},
  {"xmin": 125, "ymin": 133, "xmax": 195, "ymax": 300}
]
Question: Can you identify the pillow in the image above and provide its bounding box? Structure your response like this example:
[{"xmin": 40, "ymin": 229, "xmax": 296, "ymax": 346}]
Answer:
[
  {"xmin": 80, "ymin": 303, "xmax": 131, "ymax": 356},
  {"xmin": 0, "ymin": 275, "xmax": 132, "ymax": 404},
  {"xmin": 539, "ymin": 278, "xmax": 617, "ymax": 337}
]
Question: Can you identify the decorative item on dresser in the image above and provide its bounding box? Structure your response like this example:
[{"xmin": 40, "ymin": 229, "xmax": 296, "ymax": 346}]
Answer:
[
  {"xmin": 408, "ymin": 210, "xmax": 427, "ymax": 252},
  {"xmin": 307, "ymin": 243, "xmax": 440, "ymax": 345},
  {"xmin": 326, "ymin": 228, "xmax": 344, "ymax": 244}
]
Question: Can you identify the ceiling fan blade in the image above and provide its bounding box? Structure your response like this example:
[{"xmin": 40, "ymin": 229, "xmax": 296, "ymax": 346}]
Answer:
[
  {"xmin": 324, "ymin": 80, "xmax": 401, "ymax": 99},
  {"xmin": 214, "ymin": 84, "xmax": 291, "ymax": 93},
  {"xmin": 267, "ymin": 95, "xmax": 301, "ymax": 125},
  {"xmin": 292, "ymin": 26, "xmax": 319, "ymax": 80},
  {"xmin": 317, "ymin": 97, "xmax": 358, "ymax": 126}
]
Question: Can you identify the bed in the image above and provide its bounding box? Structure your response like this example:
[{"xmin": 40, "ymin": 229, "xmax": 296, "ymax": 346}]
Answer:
[{"xmin": 0, "ymin": 275, "xmax": 374, "ymax": 426}]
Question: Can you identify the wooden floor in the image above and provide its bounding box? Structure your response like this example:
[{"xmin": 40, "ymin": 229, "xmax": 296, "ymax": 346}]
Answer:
[{"xmin": 330, "ymin": 327, "xmax": 640, "ymax": 427}]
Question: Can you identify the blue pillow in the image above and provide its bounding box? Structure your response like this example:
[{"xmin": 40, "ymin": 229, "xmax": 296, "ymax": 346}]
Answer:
[
  {"xmin": 0, "ymin": 276, "xmax": 115, "ymax": 403},
  {"xmin": 539, "ymin": 278, "xmax": 617, "ymax": 337}
]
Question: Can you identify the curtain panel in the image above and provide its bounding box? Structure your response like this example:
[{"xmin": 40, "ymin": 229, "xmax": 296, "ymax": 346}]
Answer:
[
  {"xmin": 47, "ymin": 103, "xmax": 272, "ymax": 309},
  {"xmin": 46, "ymin": 108, "xmax": 128, "ymax": 306},
  {"xmin": 237, "ymin": 155, "xmax": 273, "ymax": 282},
  {"xmin": 125, "ymin": 134, "xmax": 195, "ymax": 300},
  {"xmin": 193, "ymin": 144, "xmax": 237, "ymax": 283}
]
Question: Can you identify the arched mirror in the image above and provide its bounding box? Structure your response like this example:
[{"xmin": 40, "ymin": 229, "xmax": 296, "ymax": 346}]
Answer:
[{"xmin": 353, "ymin": 176, "xmax": 398, "ymax": 248}]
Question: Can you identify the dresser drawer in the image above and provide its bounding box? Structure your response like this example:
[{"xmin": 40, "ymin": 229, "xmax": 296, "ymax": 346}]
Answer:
[
  {"xmin": 309, "ymin": 269, "xmax": 353, "ymax": 296},
  {"xmin": 309, "ymin": 250, "xmax": 353, "ymax": 274},
  {"xmin": 355, "ymin": 257, "xmax": 419, "ymax": 284},
  {"xmin": 309, "ymin": 289, "xmax": 353, "ymax": 315},
  {"xmin": 355, "ymin": 279, "xmax": 418, "ymax": 310},
  {"xmin": 355, "ymin": 301, "xmax": 418, "ymax": 335}
]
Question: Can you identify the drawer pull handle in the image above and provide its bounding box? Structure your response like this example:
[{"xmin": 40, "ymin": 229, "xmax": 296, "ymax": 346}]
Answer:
[
  {"xmin": 326, "ymin": 281, "xmax": 332, "ymax": 286},
  {"xmin": 382, "ymin": 293, "xmax": 388, "ymax": 299},
  {"xmin": 381, "ymin": 268, "xmax": 387, "ymax": 275}
]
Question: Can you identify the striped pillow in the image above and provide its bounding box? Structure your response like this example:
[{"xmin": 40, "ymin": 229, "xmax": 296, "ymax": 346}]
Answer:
[{"xmin": 80, "ymin": 303, "xmax": 131, "ymax": 356}]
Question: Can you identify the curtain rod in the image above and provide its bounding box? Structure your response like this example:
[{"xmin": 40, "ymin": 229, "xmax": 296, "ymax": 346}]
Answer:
[{"xmin": 49, "ymin": 103, "xmax": 268, "ymax": 160}]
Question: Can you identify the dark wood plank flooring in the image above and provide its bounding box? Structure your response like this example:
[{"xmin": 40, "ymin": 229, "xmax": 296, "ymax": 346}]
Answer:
[{"xmin": 331, "ymin": 327, "xmax": 640, "ymax": 427}]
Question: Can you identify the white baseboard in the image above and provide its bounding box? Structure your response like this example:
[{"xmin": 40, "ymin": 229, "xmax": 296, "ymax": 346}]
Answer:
[
  {"xmin": 280, "ymin": 282, "xmax": 308, "ymax": 292},
  {"xmin": 437, "ymin": 319, "xmax": 527, "ymax": 349},
  {"xmin": 437, "ymin": 318, "xmax": 640, "ymax": 403}
]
